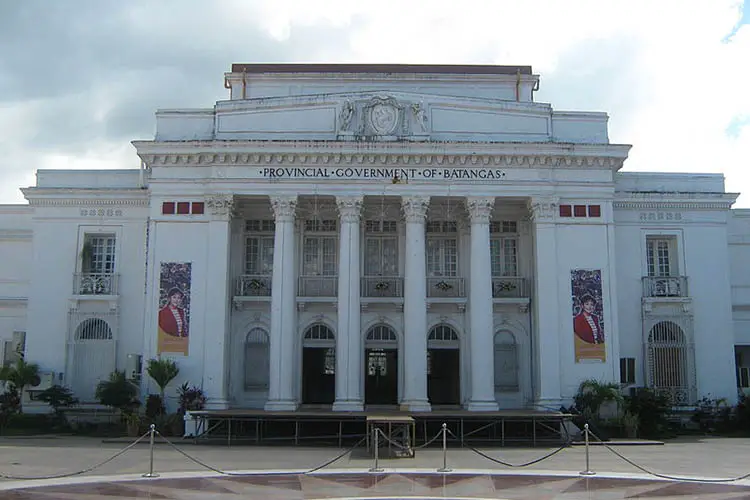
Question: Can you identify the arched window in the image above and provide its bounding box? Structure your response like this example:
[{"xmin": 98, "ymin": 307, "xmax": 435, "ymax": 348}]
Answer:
[
  {"xmin": 366, "ymin": 324, "xmax": 398, "ymax": 343},
  {"xmin": 647, "ymin": 321, "xmax": 691, "ymax": 405},
  {"xmin": 428, "ymin": 324, "xmax": 459, "ymax": 343},
  {"xmin": 75, "ymin": 319, "xmax": 113, "ymax": 341},
  {"xmin": 244, "ymin": 328, "xmax": 270, "ymax": 390},
  {"xmin": 303, "ymin": 324, "xmax": 335, "ymax": 376},
  {"xmin": 494, "ymin": 330, "xmax": 518, "ymax": 392}
]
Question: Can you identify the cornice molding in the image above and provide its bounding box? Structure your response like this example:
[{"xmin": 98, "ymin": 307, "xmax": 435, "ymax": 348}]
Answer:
[
  {"xmin": 23, "ymin": 197, "xmax": 150, "ymax": 207},
  {"xmin": 133, "ymin": 140, "xmax": 631, "ymax": 171},
  {"xmin": 614, "ymin": 192, "xmax": 737, "ymax": 211},
  {"xmin": 0, "ymin": 230, "xmax": 32, "ymax": 240}
]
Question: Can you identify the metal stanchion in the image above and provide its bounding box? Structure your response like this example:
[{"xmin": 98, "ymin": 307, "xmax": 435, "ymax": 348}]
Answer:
[
  {"xmin": 142, "ymin": 424, "xmax": 160, "ymax": 478},
  {"xmin": 369, "ymin": 427, "xmax": 384, "ymax": 473},
  {"xmin": 579, "ymin": 423, "xmax": 595, "ymax": 476},
  {"xmin": 437, "ymin": 423, "xmax": 451, "ymax": 473}
]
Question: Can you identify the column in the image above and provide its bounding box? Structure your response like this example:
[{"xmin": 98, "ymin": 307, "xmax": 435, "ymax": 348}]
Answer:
[
  {"xmin": 265, "ymin": 195, "xmax": 299, "ymax": 411},
  {"xmin": 528, "ymin": 197, "xmax": 562, "ymax": 408},
  {"xmin": 466, "ymin": 197, "xmax": 500, "ymax": 411},
  {"xmin": 203, "ymin": 195, "xmax": 234, "ymax": 409},
  {"xmin": 401, "ymin": 196, "xmax": 431, "ymax": 412},
  {"xmin": 333, "ymin": 196, "xmax": 364, "ymax": 411}
]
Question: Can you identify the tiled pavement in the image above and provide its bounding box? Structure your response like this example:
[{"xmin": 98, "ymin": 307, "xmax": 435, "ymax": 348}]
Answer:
[{"xmin": 3, "ymin": 436, "xmax": 750, "ymax": 498}]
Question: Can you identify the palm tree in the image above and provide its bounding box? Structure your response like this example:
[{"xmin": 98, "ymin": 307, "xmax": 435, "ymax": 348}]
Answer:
[
  {"xmin": 146, "ymin": 358, "xmax": 180, "ymax": 401},
  {"xmin": 0, "ymin": 359, "xmax": 40, "ymax": 413},
  {"xmin": 574, "ymin": 379, "xmax": 623, "ymax": 422}
]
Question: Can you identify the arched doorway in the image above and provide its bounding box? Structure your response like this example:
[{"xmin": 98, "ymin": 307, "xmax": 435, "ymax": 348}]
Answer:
[
  {"xmin": 70, "ymin": 318, "xmax": 115, "ymax": 402},
  {"xmin": 647, "ymin": 321, "xmax": 694, "ymax": 405},
  {"xmin": 364, "ymin": 324, "xmax": 398, "ymax": 405},
  {"xmin": 302, "ymin": 324, "xmax": 336, "ymax": 405},
  {"xmin": 427, "ymin": 324, "xmax": 460, "ymax": 406},
  {"xmin": 243, "ymin": 328, "xmax": 269, "ymax": 391},
  {"xmin": 493, "ymin": 331, "xmax": 519, "ymax": 394}
]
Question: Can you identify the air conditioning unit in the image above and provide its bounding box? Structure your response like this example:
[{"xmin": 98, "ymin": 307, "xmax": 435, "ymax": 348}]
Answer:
[{"xmin": 28, "ymin": 372, "xmax": 56, "ymax": 392}]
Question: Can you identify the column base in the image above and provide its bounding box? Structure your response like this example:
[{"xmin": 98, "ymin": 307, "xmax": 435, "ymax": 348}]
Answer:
[
  {"xmin": 399, "ymin": 400, "xmax": 432, "ymax": 412},
  {"xmin": 466, "ymin": 400, "xmax": 499, "ymax": 412},
  {"xmin": 204, "ymin": 398, "xmax": 230, "ymax": 410},
  {"xmin": 332, "ymin": 400, "xmax": 364, "ymax": 412},
  {"xmin": 264, "ymin": 400, "xmax": 299, "ymax": 412}
]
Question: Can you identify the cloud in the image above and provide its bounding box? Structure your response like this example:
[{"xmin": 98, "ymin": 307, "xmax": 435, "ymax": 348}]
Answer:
[{"xmin": 0, "ymin": 0, "xmax": 747, "ymax": 207}]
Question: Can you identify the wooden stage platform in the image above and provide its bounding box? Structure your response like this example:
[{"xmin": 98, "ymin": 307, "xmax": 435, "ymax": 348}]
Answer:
[{"xmin": 185, "ymin": 408, "xmax": 574, "ymax": 448}]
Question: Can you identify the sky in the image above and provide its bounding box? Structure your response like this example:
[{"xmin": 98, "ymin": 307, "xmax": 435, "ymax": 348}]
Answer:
[{"xmin": 0, "ymin": 0, "xmax": 748, "ymax": 206}]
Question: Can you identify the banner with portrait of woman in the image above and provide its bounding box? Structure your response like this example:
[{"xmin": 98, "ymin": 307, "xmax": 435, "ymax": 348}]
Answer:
[
  {"xmin": 157, "ymin": 262, "xmax": 192, "ymax": 356},
  {"xmin": 571, "ymin": 269, "xmax": 606, "ymax": 362}
]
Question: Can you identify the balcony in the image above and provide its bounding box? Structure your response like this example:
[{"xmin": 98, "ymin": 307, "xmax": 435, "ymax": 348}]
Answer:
[
  {"xmin": 73, "ymin": 273, "xmax": 119, "ymax": 296},
  {"xmin": 235, "ymin": 275, "xmax": 272, "ymax": 297},
  {"xmin": 298, "ymin": 276, "xmax": 338, "ymax": 297},
  {"xmin": 426, "ymin": 277, "xmax": 466, "ymax": 298},
  {"xmin": 642, "ymin": 276, "xmax": 689, "ymax": 298},
  {"xmin": 361, "ymin": 276, "xmax": 404, "ymax": 298},
  {"xmin": 491, "ymin": 277, "xmax": 529, "ymax": 299}
]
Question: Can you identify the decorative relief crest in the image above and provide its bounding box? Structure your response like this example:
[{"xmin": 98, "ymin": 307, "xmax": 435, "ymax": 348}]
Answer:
[
  {"xmin": 206, "ymin": 194, "xmax": 235, "ymax": 218},
  {"xmin": 639, "ymin": 211, "xmax": 684, "ymax": 222},
  {"xmin": 527, "ymin": 197, "xmax": 559, "ymax": 222},
  {"xmin": 411, "ymin": 102, "xmax": 428, "ymax": 133},
  {"xmin": 339, "ymin": 100, "xmax": 355, "ymax": 132},
  {"xmin": 363, "ymin": 96, "xmax": 404, "ymax": 136},
  {"xmin": 80, "ymin": 208, "xmax": 123, "ymax": 217}
]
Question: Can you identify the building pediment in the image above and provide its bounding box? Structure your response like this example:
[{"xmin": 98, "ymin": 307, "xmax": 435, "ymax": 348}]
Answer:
[{"xmin": 155, "ymin": 91, "xmax": 608, "ymax": 145}]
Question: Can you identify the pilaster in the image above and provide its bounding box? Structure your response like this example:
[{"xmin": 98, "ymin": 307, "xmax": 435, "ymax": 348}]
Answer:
[
  {"xmin": 466, "ymin": 197, "xmax": 499, "ymax": 411},
  {"xmin": 401, "ymin": 196, "xmax": 431, "ymax": 412},
  {"xmin": 333, "ymin": 196, "xmax": 364, "ymax": 411},
  {"xmin": 265, "ymin": 195, "xmax": 299, "ymax": 411},
  {"xmin": 528, "ymin": 196, "xmax": 563, "ymax": 409},
  {"xmin": 202, "ymin": 194, "xmax": 234, "ymax": 409}
]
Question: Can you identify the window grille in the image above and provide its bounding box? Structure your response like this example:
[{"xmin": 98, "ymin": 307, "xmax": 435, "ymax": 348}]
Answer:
[
  {"xmin": 620, "ymin": 357, "xmax": 636, "ymax": 384},
  {"xmin": 489, "ymin": 221, "xmax": 518, "ymax": 233},
  {"xmin": 304, "ymin": 219, "xmax": 337, "ymax": 232},
  {"xmin": 365, "ymin": 325, "xmax": 397, "ymax": 343},
  {"xmin": 646, "ymin": 238, "xmax": 674, "ymax": 277},
  {"xmin": 494, "ymin": 331, "xmax": 519, "ymax": 392},
  {"xmin": 428, "ymin": 325, "xmax": 459, "ymax": 341},
  {"xmin": 647, "ymin": 321, "xmax": 693, "ymax": 405},
  {"xmin": 244, "ymin": 328, "xmax": 269, "ymax": 390},
  {"xmin": 426, "ymin": 237, "xmax": 457, "ymax": 277},
  {"xmin": 75, "ymin": 318, "xmax": 113, "ymax": 340},
  {"xmin": 365, "ymin": 220, "xmax": 397, "ymax": 233},
  {"xmin": 245, "ymin": 220, "xmax": 276, "ymax": 232},
  {"xmin": 426, "ymin": 221, "xmax": 457, "ymax": 233},
  {"xmin": 490, "ymin": 237, "xmax": 518, "ymax": 276}
]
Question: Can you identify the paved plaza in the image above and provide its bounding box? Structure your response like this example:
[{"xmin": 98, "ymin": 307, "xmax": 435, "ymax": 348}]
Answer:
[{"xmin": 1, "ymin": 435, "xmax": 750, "ymax": 498}]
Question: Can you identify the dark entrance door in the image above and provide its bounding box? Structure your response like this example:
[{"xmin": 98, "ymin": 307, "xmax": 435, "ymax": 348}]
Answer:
[
  {"xmin": 365, "ymin": 348, "xmax": 398, "ymax": 405},
  {"xmin": 427, "ymin": 348, "xmax": 460, "ymax": 405},
  {"xmin": 302, "ymin": 347, "xmax": 335, "ymax": 404}
]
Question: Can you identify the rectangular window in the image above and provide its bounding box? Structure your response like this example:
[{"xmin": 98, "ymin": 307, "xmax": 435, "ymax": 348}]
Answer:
[
  {"xmin": 303, "ymin": 236, "xmax": 337, "ymax": 276},
  {"xmin": 490, "ymin": 237, "xmax": 518, "ymax": 276},
  {"xmin": 588, "ymin": 205, "xmax": 601, "ymax": 217},
  {"xmin": 191, "ymin": 202, "xmax": 205, "ymax": 215},
  {"xmin": 364, "ymin": 236, "xmax": 398, "ymax": 276},
  {"xmin": 737, "ymin": 367, "xmax": 750, "ymax": 388},
  {"xmin": 559, "ymin": 205, "xmax": 572, "ymax": 217},
  {"xmin": 244, "ymin": 220, "xmax": 275, "ymax": 275},
  {"xmin": 84, "ymin": 234, "xmax": 116, "ymax": 274},
  {"xmin": 573, "ymin": 205, "xmax": 587, "ymax": 217},
  {"xmin": 427, "ymin": 237, "xmax": 458, "ymax": 277},
  {"xmin": 162, "ymin": 202, "xmax": 175, "ymax": 215},
  {"xmin": 646, "ymin": 238, "xmax": 675, "ymax": 277},
  {"xmin": 176, "ymin": 202, "xmax": 190, "ymax": 215},
  {"xmin": 620, "ymin": 357, "xmax": 636, "ymax": 384}
]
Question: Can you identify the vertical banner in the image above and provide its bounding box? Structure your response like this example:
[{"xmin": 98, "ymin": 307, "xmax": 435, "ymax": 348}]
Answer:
[
  {"xmin": 571, "ymin": 269, "xmax": 606, "ymax": 362},
  {"xmin": 157, "ymin": 262, "xmax": 192, "ymax": 356}
]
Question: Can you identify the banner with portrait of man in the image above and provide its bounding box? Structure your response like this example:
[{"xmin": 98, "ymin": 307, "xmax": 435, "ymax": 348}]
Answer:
[
  {"xmin": 571, "ymin": 269, "xmax": 606, "ymax": 362},
  {"xmin": 157, "ymin": 262, "xmax": 192, "ymax": 356}
]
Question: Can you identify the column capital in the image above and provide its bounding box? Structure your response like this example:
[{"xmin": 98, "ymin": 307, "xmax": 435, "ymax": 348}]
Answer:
[
  {"xmin": 336, "ymin": 196, "xmax": 364, "ymax": 223},
  {"xmin": 206, "ymin": 194, "xmax": 235, "ymax": 220},
  {"xmin": 401, "ymin": 196, "xmax": 430, "ymax": 223},
  {"xmin": 466, "ymin": 197, "xmax": 495, "ymax": 224},
  {"xmin": 527, "ymin": 196, "xmax": 559, "ymax": 223},
  {"xmin": 270, "ymin": 195, "xmax": 298, "ymax": 222}
]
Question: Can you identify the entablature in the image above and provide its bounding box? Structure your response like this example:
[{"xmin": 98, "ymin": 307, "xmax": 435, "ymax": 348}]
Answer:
[{"xmin": 614, "ymin": 191, "xmax": 738, "ymax": 211}]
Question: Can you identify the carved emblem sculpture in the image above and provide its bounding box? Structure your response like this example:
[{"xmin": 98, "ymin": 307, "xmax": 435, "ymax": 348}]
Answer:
[{"xmin": 366, "ymin": 96, "xmax": 401, "ymax": 135}]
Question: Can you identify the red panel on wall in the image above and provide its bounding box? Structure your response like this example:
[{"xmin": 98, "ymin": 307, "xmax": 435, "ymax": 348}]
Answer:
[
  {"xmin": 559, "ymin": 205, "xmax": 572, "ymax": 217},
  {"xmin": 162, "ymin": 202, "xmax": 175, "ymax": 215},
  {"xmin": 573, "ymin": 205, "xmax": 587, "ymax": 217},
  {"xmin": 176, "ymin": 202, "xmax": 190, "ymax": 214},
  {"xmin": 588, "ymin": 205, "xmax": 601, "ymax": 217},
  {"xmin": 191, "ymin": 202, "xmax": 205, "ymax": 215}
]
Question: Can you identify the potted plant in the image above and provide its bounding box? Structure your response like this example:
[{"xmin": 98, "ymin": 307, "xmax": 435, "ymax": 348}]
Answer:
[{"xmin": 95, "ymin": 370, "xmax": 140, "ymax": 436}]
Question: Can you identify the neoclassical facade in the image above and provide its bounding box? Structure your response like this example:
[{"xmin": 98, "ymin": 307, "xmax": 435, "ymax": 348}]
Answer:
[{"xmin": 1, "ymin": 64, "xmax": 748, "ymax": 413}]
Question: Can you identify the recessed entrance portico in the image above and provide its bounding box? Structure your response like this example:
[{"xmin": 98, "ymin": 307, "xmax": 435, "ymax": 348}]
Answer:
[
  {"xmin": 364, "ymin": 324, "xmax": 399, "ymax": 406},
  {"xmin": 301, "ymin": 324, "xmax": 336, "ymax": 405}
]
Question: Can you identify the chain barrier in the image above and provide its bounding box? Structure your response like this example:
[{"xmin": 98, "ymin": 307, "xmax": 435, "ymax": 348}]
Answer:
[
  {"xmin": 584, "ymin": 425, "xmax": 750, "ymax": 483},
  {"xmin": 444, "ymin": 425, "xmax": 570, "ymax": 468},
  {"xmin": 0, "ymin": 429, "xmax": 151, "ymax": 481}
]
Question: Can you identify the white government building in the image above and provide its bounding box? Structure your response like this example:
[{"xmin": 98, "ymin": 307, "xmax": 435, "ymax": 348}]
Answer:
[{"xmin": 1, "ymin": 63, "xmax": 749, "ymax": 414}]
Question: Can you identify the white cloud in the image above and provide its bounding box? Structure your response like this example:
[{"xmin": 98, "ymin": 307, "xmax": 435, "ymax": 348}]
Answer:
[{"xmin": 0, "ymin": 0, "xmax": 747, "ymax": 206}]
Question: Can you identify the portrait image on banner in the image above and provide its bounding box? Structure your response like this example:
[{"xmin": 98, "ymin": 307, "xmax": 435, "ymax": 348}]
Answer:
[
  {"xmin": 571, "ymin": 269, "xmax": 606, "ymax": 362},
  {"xmin": 157, "ymin": 262, "xmax": 192, "ymax": 356}
]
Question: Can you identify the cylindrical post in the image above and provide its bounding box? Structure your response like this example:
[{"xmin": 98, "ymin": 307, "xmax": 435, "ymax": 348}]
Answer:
[
  {"xmin": 579, "ymin": 423, "xmax": 595, "ymax": 476},
  {"xmin": 142, "ymin": 424, "xmax": 160, "ymax": 478},
  {"xmin": 437, "ymin": 422, "xmax": 451, "ymax": 472},
  {"xmin": 370, "ymin": 427, "xmax": 383, "ymax": 472}
]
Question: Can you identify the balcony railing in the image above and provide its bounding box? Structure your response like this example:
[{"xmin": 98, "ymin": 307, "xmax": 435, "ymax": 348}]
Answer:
[
  {"xmin": 361, "ymin": 276, "xmax": 404, "ymax": 298},
  {"xmin": 491, "ymin": 277, "xmax": 529, "ymax": 298},
  {"xmin": 236, "ymin": 275, "xmax": 272, "ymax": 297},
  {"xmin": 426, "ymin": 277, "xmax": 466, "ymax": 298},
  {"xmin": 73, "ymin": 273, "xmax": 119, "ymax": 295},
  {"xmin": 298, "ymin": 276, "xmax": 338, "ymax": 297},
  {"xmin": 642, "ymin": 276, "xmax": 689, "ymax": 298}
]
